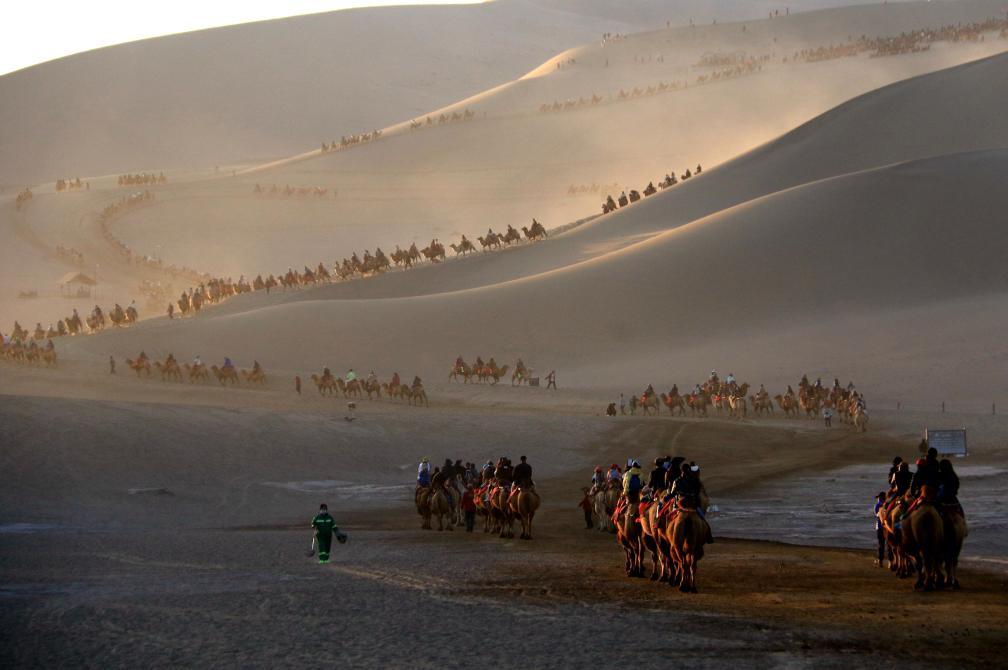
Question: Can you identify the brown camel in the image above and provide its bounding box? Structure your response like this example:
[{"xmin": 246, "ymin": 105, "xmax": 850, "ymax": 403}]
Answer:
[
  {"xmin": 667, "ymin": 508, "xmax": 709, "ymax": 592},
  {"xmin": 508, "ymin": 488, "xmax": 540, "ymax": 540},
  {"xmin": 409, "ymin": 383, "xmax": 429, "ymax": 407},
  {"xmin": 615, "ymin": 497, "xmax": 645, "ymax": 577},
  {"xmin": 942, "ymin": 507, "xmax": 967, "ymax": 589},
  {"xmin": 429, "ymin": 488, "xmax": 455, "ymax": 531},
  {"xmin": 126, "ymin": 357, "xmax": 151, "ymax": 377},
  {"xmin": 242, "ymin": 368, "xmax": 267, "ymax": 385},
  {"xmin": 415, "ymin": 488, "xmax": 433, "ymax": 530},
  {"xmin": 310, "ymin": 373, "xmax": 337, "ymax": 395},
  {"xmin": 184, "ymin": 363, "xmax": 209, "ymax": 383},
  {"xmin": 902, "ymin": 496, "xmax": 945, "ymax": 591},
  {"xmin": 211, "ymin": 365, "xmax": 239, "ymax": 386}
]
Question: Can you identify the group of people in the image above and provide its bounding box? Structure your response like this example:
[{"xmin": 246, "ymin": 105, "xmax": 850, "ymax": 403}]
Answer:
[
  {"xmin": 1, "ymin": 334, "xmax": 57, "ymax": 366},
  {"xmin": 416, "ymin": 455, "xmax": 535, "ymax": 533},
  {"xmin": 581, "ymin": 455, "xmax": 712, "ymax": 589},
  {"xmin": 874, "ymin": 444, "xmax": 965, "ymax": 589}
]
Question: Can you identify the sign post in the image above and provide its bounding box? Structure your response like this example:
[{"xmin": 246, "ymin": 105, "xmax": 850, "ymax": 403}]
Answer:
[{"xmin": 925, "ymin": 428, "xmax": 967, "ymax": 457}]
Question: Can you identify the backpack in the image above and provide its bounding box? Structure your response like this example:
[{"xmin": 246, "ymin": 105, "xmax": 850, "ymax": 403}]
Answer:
[{"xmin": 627, "ymin": 472, "xmax": 642, "ymax": 493}]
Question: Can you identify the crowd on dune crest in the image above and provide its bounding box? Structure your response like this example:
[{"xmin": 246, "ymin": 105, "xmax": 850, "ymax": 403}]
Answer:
[
  {"xmin": 606, "ymin": 371, "xmax": 868, "ymax": 431},
  {"xmin": 15, "ymin": 188, "xmax": 33, "ymax": 211},
  {"xmin": 253, "ymin": 183, "xmax": 331, "ymax": 199},
  {"xmin": 117, "ymin": 172, "xmax": 166, "ymax": 187},
  {"xmin": 785, "ymin": 17, "xmax": 1008, "ymax": 64},
  {"xmin": 55, "ymin": 177, "xmax": 87, "ymax": 192},
  {"xmin": 409, "ymin": 108, "xmax": 476, "ymax": 130},
  {"xmin": 321, "ymin": 130, "xmax": 382, "ymax": 153}
]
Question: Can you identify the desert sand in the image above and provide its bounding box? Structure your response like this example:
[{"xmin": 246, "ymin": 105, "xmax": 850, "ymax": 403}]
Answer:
[{"xmin": 3, "ymin": 1, "xmax": 1008, "ymax": 667}]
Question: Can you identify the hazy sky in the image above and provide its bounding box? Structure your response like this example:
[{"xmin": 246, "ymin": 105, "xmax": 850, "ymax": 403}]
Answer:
[{"xmin": 0, "ymin": 1, "xmax": 479, "ymax": 75}]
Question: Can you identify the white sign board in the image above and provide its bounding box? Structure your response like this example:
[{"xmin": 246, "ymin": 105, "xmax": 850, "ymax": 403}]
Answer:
[{"xmin": 925, "ymin": 429, "xmax": 968, "ymax": 457}]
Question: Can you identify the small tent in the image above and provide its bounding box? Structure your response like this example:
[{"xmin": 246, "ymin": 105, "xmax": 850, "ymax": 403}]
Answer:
[{"xmin": 59, "ymin": 271, "xmax": 97, "ymax": 297}]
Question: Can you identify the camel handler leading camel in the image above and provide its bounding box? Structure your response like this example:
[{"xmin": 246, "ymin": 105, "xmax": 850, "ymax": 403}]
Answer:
[{"xmin": 310, "ymin": 503, "xmax": 346, "ymax": 564}]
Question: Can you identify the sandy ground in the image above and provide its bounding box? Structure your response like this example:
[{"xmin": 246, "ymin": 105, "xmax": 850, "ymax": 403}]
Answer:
[{"xmin": 1, "ymin": 379, "xmax": 1006, "ymax": 668}]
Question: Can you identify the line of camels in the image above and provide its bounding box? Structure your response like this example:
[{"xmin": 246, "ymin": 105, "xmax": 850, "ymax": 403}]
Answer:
[
  {"xmin": 9, "ymin": 302, "xmax": 139, "ymax": 343},
  {"xmin": 581, "ymin": 456, "xmax": 710, "ymax": 592},
  {"xmin": 601, "ymin": 164, "xmax": 702, "ymax": 214},
  {"xmin": 416, "ymin": 465, "xmax": 540, "ymax": 540},
  {"xmin": 1, "ymin": 338, "xmax": 57, "ymax": 367},
  {"xmin": 449, "ymin": 357, "xmax": 538, "ymax": 386},
  {"xmin": 607, "ymin": 373, "xmax": 869, "ymax": 431},
  {"xmin": 306, "ymin": 369, "xmax": 428, "ymax": 406},
  {"xmin": 122, "ymin": 352, "xmax": 267, "ymax": 386}
]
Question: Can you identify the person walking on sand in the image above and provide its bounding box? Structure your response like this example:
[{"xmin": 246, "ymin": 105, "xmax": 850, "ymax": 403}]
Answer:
[
  {"xmin": 579, "ymin": 487, "xmax": 594, "ymax": 529},
  {"xmin": 461, "ymin": 486, "xmax": 477, "ymax": 532},
  {"xmin": 167, "ymin": 302, "xmax": 174, "ymax": 319},
  {"xmin": 823, "ymin": 406, "xmax": 833, "ymax": 428},
  {"xmin": 546, "ymin": 370, "xmax": 557, "ymax": 389},
  {"xmin": 109, "ymin": 356, "xmax": 116, "ymax": 374},
  {"xmin": 295, "ymin": 375, "xmax": 302, "ymax": 395},
  {"xmin": 310, "ymin": 503, "xmax": 339, "ymax": 564}
]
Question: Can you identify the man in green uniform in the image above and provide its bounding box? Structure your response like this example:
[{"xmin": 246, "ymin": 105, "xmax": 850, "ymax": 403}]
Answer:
[{"xmin": 311, "ymin": 503, "xmax": 338, "ymax": 564}]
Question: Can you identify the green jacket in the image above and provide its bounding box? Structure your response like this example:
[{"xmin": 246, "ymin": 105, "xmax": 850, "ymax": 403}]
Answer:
[{"xmin": 311, "ymin": 512, "xmax": 336, "ymax": 537}]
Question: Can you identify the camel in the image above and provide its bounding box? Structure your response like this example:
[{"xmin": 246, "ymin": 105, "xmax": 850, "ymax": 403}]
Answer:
[
  {"xmin": 728, "ymin": 394, "xmax": 747, "ymax": 418},
  {"xmin": 521, "ymin": 220, "xmax": 548, "ymax": 241},
  {"xmin": 310, "ymin": 373, "xmax": 337, "ymax": 395},
  {"xmin": 421, "ymin": 242, "xmax": 446, "ymax": 263},
  {"xmin": 184, "ymin": 363, "xmax": 209, "ymax": 383},
  {"xmin": 750, "ymin": 393, "xmax": 774, "ymax": 417},
  {"xmin": 429, "ymin": 488, "xmax": 455, "ymax": 531},
  {"xmin": 853, "ymin": 407, "xmax": 869, "ymax": 432},
  {"xmin": 615, "ymin": 497, "xmax": 645, "ymax": 577},
  {"xmin": 477, "ymin": 235, "xmax": 501, "ymax": 251},
  {"xmin": 126, "ymin": 357, "xmax": 151, "ymax": 377},
  {"xmin": 409, "ymin": 383, "xmax": 429, "ymax": 407},
  {"xmin": 40, "ymin": 346, "xmax": 58, "ymax": 367},
  {"xmin": 774, "ymin": 394, "xmax": 799, "ymax": 417},
  {"xmin": 593, "ymin": 486, "xmax": 619, "ymax": 533},
  {"xmin": 211, "ymin": 365, "xmax": 239, "ymax": 386},
  {"xmin": 449, "ymin": 363, "xmax": 473, "ymax": 383},
  {"xmin": 640, "ymin": 500, "xmax": 674, "ymax": 582},
  {"xmin": 660, "ymin": 392, "xmax": 687, "ymax": 416},
  {"xmin": 340, "ymin": 378, "xmax": 363, "ymax": 399},
  {"xmin": 501, "ymin": 227, "xmax": 522, "ymax": 245},
  {"xmin": 902, "ymin": 497, "xmax": 945, "ymax": 591},
  {"xmin": 490, "ymin": 486, "xmax": 514, "ymax": 538},
  {"xmin": 482, "ymin": 364, "xmax": 510, "ymax": 385},
  {"xmin": 415, "ymin": 488, "xmax": 433, "ymax": 530},
  {"xmin": 686, "ymin": 392, "xmax": 709, "ymax": 417},
  {"xmin": 242, "ymin": 368, "xmax": 267, "ymax": 385},
  {"xmin": 942, "ymin": 506, "xmax": 968, "ymax": 589},
  {"xmin": 508, "ymin": 488, "xmax": 540, "ymax": 540},
  {"xmin": 154, "ymin": 359, "xmax": 182, "ymax": 382},
  {"xmin": 667, "ymin": 508, "xmax": 709, "ymax": 592}
]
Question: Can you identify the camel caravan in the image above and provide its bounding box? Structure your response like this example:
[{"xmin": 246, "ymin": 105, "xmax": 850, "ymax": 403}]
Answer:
[
  {"xmin": 55, "ymin": 177, "xmax": 87, "ymax": 192},
  {"xmin": 123, "ymin": 352, "xmax": 267, "ymax": 387},
  {"xmin": 449, "ymin": 355, "xmax": 541, "ymax": 386},
  {"xmin": 117, "ymin": 172, "xmax": 167, "ymax": 187},
  {"xmin": 253, "ymin": 183, "xmax": 330, "ymax": 198},
  {"xmin": 601, "ymin": 164, "xmax": 702, "ymax": 214},
  {"xmin": 321, "ymin": 129, "xmax": 382, "ymax": 153},
  {"xmin": 408, "ymin": 108, "xmax": 475, "ymax": 130},
  {"xmin": 876, "ymin": 446, "xmax": 967, "ymax": 591},
  {"xmin": 7, "ymin": 303, "xmax": 140, "ymax": 347},
  {"xmin": 15, "ymin": 188, "xmax": 33, "ymax": 211},
  {"xmin": 607, "ymin": 371, "xmax": 868, "ymax": 431},
  {"xmin": 415, "ymin": 457, "xmax": 540, "ymax": 540},
  {"xmin": 582, "ymin": 457, "xmax": 712, "ymax": 592},
  {"xmin": 1, "ymin": 334, "xmax": 57, "ymax": 368},
  {"xmin": 305, "ymin": 368, "xmax": 428, "ymax": 406}
]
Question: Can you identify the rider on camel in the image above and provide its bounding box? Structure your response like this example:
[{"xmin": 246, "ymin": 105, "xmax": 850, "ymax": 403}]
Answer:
[
  {"xmin": 252, "ymin": 360, "xmax": 261, "ymax": 373},
  {"xmin": 455, "ymin": 355, "xmax": 465, "ymax": 371},
  {"xmin": 606, "ymin": 463, "xmax": 622, "ymax": 487},
  {"xmin": 391, "ymin": 371, "xmax": 400, "ymax": 387},
  {"xmin": 346, "ymin": 368, "xmax": 357, "ymax": 383},
  {"xmin": 412, "ymin": 375, "xmax": 422, "ymax": 389},
  {"xmin": 513, "ymin": 456, "xmax": 533, "ymax": 489},
  {"xmin": 647, "ymin": 457, "xmax": 667, "ymax": 492},
  {"xmin": 417, "ymin": 458, "xmax": 432, "ymax": 488}
]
